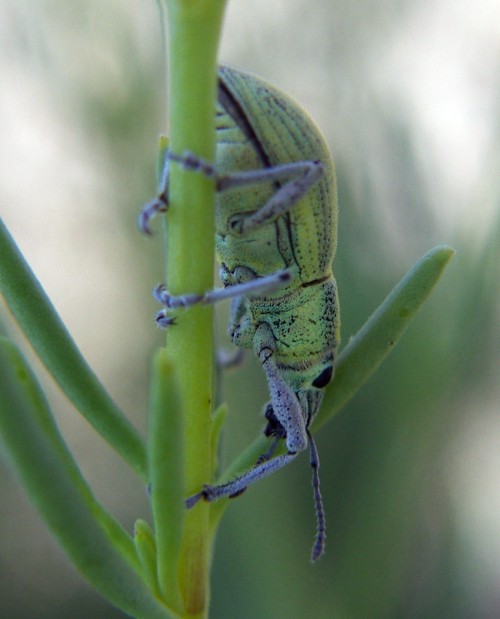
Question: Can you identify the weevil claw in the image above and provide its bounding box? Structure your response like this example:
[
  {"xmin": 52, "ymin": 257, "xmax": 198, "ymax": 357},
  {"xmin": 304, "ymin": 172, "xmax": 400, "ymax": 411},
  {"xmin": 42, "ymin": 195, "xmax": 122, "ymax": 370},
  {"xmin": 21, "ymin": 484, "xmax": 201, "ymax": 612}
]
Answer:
[
  {"xmin": 155, "ymin": 311, "xmax": 177, "ymax": 328},
  {"xmin": 138, "ymin": 196, "xmax": 168, "ymax": 235},
  {"xmin": 185, "ymin": 492, "xmax": 204, "ymax": 509}
]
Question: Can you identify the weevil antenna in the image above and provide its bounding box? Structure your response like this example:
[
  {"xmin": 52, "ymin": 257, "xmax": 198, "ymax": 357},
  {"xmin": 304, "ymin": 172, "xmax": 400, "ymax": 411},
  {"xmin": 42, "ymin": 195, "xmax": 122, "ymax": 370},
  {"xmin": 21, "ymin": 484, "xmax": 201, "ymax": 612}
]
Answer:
[{"xmin": 308, "ymin": 430, "xmax": 326, "ymax": 561}]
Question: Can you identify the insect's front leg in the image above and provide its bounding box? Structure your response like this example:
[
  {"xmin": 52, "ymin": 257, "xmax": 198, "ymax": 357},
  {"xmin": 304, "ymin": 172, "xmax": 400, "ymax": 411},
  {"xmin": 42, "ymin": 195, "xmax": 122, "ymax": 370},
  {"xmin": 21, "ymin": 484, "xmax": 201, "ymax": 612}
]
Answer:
[
  {"xmin": 185, "ymin": 325, "xmax": 307, "ymax": 508},
  {"xmin": 254, "ymin": 323, "xmax": 308, "ymax": 455}
]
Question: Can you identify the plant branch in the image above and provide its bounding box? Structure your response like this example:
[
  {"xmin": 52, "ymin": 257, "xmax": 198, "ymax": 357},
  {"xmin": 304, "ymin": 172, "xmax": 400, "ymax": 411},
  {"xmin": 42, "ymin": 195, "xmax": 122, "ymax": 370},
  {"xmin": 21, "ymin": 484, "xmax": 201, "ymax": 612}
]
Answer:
[{"xmin": 153, "ymin": 1, "xmax": 227, "ymax": 616}]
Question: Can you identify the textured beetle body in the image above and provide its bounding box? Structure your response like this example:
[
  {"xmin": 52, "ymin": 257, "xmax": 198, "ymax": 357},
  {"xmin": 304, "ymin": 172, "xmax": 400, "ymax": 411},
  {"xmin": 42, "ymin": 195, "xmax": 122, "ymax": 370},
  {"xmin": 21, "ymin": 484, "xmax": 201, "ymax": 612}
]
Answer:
[
  {"xmin": 215, "ymin": 66, "xmax": 339, "ymax": 428},
  {"xmin": 216, "ymin": 66, "xmax": 337, "ymax": 283}
]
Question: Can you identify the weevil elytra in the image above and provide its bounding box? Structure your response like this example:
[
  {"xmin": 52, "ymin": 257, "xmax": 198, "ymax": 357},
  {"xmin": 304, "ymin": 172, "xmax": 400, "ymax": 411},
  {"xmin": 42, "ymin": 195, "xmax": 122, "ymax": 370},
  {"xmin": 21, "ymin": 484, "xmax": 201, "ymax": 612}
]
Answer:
[{"xmin": 140, "ymin": 66, "xmax": 339, "ymax": 561}]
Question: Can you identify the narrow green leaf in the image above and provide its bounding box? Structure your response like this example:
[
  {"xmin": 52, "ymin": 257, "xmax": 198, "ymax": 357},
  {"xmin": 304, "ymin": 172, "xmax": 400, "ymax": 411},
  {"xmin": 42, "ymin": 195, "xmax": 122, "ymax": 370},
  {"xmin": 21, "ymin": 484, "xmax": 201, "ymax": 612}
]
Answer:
[
  {"xmin": 0, "ymin": 338, "xmax": 173, "ymax": 619},
  {"xmin": 206, "ymin": 403, "xmax": 229, "ymax": 534},
  {"xmin": 210, "ymin": 403, "xmax": 228, "ymax": 478},
  {"xmin": 316, "ymin": 244, "xmax": 456, "ymax": 428},
  {"xmin": 156, "ymin": 134, "xmax": 170, "ymax": 185},
  {"xmin": 0, "ymin": 218, "xmax": 147, "ymax": 479},
  {"xmin": 148, "ymin": 348, "xmax": 184, "ymax": 612},
  {"xmin": 134, "ymin": 519, "xmax": 161, "ymax": 598}
]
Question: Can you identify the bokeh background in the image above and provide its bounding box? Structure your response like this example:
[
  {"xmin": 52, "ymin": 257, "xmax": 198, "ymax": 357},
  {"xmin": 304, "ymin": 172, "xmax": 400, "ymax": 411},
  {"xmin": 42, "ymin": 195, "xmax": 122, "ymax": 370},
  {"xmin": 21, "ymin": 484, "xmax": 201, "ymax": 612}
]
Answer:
[{"xmin": 1, "ymin": 1, "xmax": 499, "ymax": 617}]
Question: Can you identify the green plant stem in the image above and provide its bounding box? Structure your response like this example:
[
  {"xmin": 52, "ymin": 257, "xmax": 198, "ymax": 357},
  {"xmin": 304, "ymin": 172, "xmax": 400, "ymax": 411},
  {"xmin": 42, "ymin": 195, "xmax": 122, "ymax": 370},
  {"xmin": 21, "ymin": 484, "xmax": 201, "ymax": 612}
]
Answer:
[
  {"xmin": 0, "ymin": 218, "xmax": 147, "ymax": 479},
  {"xmin": 158, "ymin": 1, "xmax": 227, "ymax": 617}
]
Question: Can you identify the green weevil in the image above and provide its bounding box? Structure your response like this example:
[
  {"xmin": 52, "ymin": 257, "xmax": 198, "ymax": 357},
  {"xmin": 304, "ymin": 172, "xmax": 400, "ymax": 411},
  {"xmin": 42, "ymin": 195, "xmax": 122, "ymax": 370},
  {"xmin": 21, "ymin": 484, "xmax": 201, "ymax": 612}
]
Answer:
[{"xmin": 139, "ymin": 65, "xmax": 339, "ymax": 561}]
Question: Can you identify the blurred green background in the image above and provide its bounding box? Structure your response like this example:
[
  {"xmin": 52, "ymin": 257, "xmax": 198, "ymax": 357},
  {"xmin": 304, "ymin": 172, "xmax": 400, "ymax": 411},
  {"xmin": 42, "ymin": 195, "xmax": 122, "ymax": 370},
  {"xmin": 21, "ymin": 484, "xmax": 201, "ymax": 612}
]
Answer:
[{"xmin": 1, "ymin": 1, "xmax": 499, "ymax": 617}]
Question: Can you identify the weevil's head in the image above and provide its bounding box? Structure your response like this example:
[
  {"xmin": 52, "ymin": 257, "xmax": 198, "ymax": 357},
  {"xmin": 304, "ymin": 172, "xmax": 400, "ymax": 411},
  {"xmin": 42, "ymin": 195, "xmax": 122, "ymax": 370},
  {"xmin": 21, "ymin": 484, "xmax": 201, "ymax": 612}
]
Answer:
[{"xmin": 264, "ymin": 357, "xmax": 334, "ymax": 439}]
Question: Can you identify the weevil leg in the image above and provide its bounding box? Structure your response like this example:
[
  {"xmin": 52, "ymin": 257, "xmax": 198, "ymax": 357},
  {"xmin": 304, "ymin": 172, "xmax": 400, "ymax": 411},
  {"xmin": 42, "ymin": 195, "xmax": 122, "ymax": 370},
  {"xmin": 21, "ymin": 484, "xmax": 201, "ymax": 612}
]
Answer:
[
  {"xmin": 167, "ymin": 150, "xmax": 217, "ymax": 177},
  {"xmin": 227, "ymin": 295, "xmax": 255, "ymax": 349},
  {"xmin": 185, "ymin": 328, "xmax": 308, "ymax": 509},
  {"xmin": 152, "ymin": 151, "xmax": 324, "ymax": 236},
  {"xmin": 307, "ymin": 429, "xmax": 326, "ymax": 562},
  {"xmin": 228, "ymin": 294, "xmax": 246, "ymax": 328},
  {"xmin": 219, "ymin": 160, "xmax": 324, "ymax": 235},
  {"xmin": 255, "ymin": 323, "xmax": 308, "ymax": 454},
  {"xmin": 153, "ymin": 270, "xmax": 291, "ymax": 319},
  {"xmin": 138, "ymin": 194, "xmax": 168, "ymax": 236},
  {"xmin": 185, "ymin": 450, "xmax": 298, "ymax": 508},
  {"xmin": 138, "ymin": 147, "xmax": 171, "ymax": 235}
]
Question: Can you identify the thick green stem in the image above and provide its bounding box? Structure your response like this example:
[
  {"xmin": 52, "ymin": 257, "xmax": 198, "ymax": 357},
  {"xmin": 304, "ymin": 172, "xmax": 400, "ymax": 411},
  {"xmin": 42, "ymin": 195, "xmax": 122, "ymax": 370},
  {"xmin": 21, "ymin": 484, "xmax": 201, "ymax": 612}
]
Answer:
[{"xmin": 158, "ymin": 1, "xmax": 227, "ymax": 617}]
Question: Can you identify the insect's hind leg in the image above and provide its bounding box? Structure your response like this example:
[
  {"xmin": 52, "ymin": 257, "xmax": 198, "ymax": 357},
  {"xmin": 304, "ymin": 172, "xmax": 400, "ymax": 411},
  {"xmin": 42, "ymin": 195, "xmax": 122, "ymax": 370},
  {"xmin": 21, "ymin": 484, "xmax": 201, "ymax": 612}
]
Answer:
[
  {"xmin": 137, "ymin": 137, "xmax": 171, "ymax": 235},
  {"xmin": 220, "ymin": 160, "xmax": 324, "ymax": 235},
  {"xmin": 138, "ymin": 148, "xmax": 215, "ymax": 235},
  {"xmin": 139, "ymin": 149, "xmax": 323, "ymax": 237},
  {"xmin": 171, "ymin": 151, "xmax": 324, "ymax": 236}
]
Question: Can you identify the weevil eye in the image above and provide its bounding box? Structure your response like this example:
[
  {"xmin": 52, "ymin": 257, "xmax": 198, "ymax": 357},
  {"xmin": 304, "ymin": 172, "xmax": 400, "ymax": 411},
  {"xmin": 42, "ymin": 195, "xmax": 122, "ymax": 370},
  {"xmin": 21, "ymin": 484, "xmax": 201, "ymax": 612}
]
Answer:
[{"xmin": 312, "ymin": 365, "xmax": 333, "ymax": 389}]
